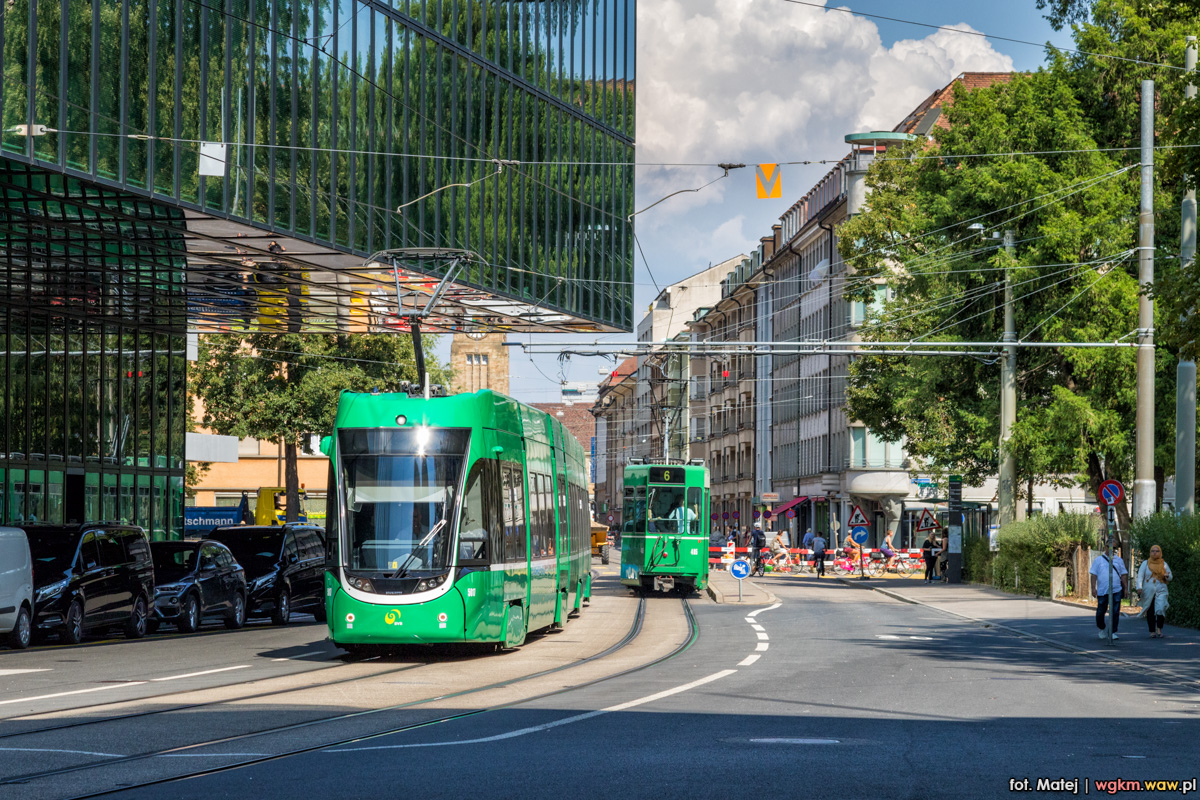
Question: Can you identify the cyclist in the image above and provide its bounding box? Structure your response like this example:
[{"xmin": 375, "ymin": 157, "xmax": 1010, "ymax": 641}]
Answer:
[
  {"xmin": 769, "ymin": 530, "xmax": 791, "ymax": 569},
  {"xmin": 750, "ymin": 523, "xmax": 767, "ymax": 576},
  {"xmin": 880, "ymin": 530, "xmax": 898, "ymax": 571}
]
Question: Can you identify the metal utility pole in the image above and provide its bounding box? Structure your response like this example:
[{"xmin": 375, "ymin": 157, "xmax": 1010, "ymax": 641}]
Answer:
[
  {"xmin": 999, "ymin": 230, "xmax": 1019, "ymax": 526},
  {"xmin": 1134, "ymin": 80, "xmax": 1158, "ymax": 519},
  {"xmin": 1177, "ymin": 38, "xmax": 1197, "ymax": 516}
]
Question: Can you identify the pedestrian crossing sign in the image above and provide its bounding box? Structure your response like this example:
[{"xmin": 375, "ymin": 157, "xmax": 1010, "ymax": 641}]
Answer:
[{"xmin": 848, "ymin": 505, "xmax": 870, "ymax": 528}]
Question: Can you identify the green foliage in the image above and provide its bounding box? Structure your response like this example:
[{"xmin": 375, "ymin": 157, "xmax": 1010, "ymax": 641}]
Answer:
[
  {"xmin": 192, "ymin": 332, "xmax": 450, "ymax": 448},
  {"xmin": 838, "ymin": 67, "xmax": 1147, "ymax": 497},
  {"xmin": 976, "ymin": 513, "xmax": 1100, "ymax": 596},
  {"xmin": 1130, "ymin": 513, "xmax": 1200, "ymax": 629}
]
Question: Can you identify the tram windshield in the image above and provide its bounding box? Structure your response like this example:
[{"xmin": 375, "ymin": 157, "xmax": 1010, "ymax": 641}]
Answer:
[{"xmin": 338, "ymin": 428, "xmax": 469, "ymax": 575}]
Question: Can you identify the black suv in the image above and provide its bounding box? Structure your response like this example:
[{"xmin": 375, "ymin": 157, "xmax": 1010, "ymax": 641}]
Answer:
[
  {"xmin": 24, "ymin": 523, "xmax": 155, "ymax": 644},
  {"xmin": 149, "ymin": 540, "xmax": 248, "ymax": 632},
  {"xmin": 205, "ymin": 525, "xmax": 326, "ymax": 625}
]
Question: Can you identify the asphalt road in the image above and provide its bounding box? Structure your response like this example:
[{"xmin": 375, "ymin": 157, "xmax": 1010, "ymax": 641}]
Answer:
[{"xmin": 4, "ymin": 567, "xmax": 1199, "ymax": 799}]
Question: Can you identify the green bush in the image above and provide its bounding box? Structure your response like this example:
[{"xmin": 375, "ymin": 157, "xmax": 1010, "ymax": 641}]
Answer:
[
  {"xmin": 977, "ymin": 513, "xmax": 1100, "ymax": 597},
  {"xmin": 1129, "ymin": 514, "xmax": 1200, "ymax": 630},
  {"xmin": 963, "ymin": 534, "xmax": 994, "ymax": 584}
]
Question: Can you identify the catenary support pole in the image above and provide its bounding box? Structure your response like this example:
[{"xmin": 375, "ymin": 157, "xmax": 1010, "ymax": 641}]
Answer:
[
  {"xmin": 1177, "ymin": 38, "xmax": 1197, "ymax": 516},
  {"xmin": 1134, "ymin": 79, "xmax": 1157, "ymax": 520},
  {"xmin": 999, "ymin": 230, "xmax": 1019, "ymax": 525}
]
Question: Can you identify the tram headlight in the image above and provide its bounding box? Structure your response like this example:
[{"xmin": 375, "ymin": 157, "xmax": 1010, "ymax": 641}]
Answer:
[
  {"xmin": 347, "ymin": 575, "xmax": 375, "ymax": 593},
  {"xmin": 416, "ymin": 581, "xmax": 428, "ymax": 591}
]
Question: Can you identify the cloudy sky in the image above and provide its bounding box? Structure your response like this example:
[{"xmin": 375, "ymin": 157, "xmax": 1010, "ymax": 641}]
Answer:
[{"xmin": 501, "ymin": 0, "xmax": 1074, "ymax": 403}]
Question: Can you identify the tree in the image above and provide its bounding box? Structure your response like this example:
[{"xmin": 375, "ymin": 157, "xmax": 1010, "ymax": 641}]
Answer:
[
  {"xmin": 838, "ymin": 67, "xmax": 1158, "ymax": 524},
  {"xmin": 191, "ymin": 332, "xmax": 451, "ymax": 521}
]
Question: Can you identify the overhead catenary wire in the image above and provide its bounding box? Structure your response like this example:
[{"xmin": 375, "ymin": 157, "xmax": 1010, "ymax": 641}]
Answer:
[{"xmin": 779, "ymin": 0, "xmax": 1189, "ymax": 73}]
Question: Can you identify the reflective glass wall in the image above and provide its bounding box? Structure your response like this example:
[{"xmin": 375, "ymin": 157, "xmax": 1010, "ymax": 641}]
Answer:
[
  {"xmin": 0, "ymin": 0, "xmax": 636, "ymax": 330},
  {"xmin": 0, "ymin": 162, "xmax": 188, "ymax": 537}
]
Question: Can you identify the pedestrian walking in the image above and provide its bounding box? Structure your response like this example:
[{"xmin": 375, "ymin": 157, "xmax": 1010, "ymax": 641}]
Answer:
[
  {"xmin": 1134, "ymin": 544, "xmax": 1172, "ymax": 638},
  {"xmin": 812, "ymin": 532, "xmax": 827, "ymax": 578},
  {"xmin": 1089, "ymin": 548, "xmax": 1128, "ymax": 640},
  {"xmin": 921, "ymin": 532, "xmax": 938, "ymax": 583},
  {"xmin": 802, "ymin": 528, "xmax": 815, "ymax": 552}
]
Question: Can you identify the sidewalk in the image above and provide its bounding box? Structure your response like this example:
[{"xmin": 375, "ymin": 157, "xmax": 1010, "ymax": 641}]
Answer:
[
  {"xmin": 706, "ymin": 569, "xmax": 778, "ymax": 605},
  {"xmin": 836, "ymin": 577, "xmax": 1200, "ymax": 687}
]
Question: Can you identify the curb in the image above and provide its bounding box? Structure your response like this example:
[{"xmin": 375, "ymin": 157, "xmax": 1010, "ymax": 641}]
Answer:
[
  {"xmin": 706, "ymin": 577, "xmax": 778, "ymax": 606},
  {"xmin": 834, "ymin": 578, "xmax": 1200, "ymax": 689}
]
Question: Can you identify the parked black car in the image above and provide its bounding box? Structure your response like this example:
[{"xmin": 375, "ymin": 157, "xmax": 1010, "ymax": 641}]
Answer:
[
  {"xmin": 149, "ymin": 540, "xmax": 248, "ymax": 632},
  {"xmin": 205, "ymin": 524, "xmax": 326, "ymax": 625},
  {"xmin": 23, "ymin": 523, "xmax": 154, "ymax": 644}
]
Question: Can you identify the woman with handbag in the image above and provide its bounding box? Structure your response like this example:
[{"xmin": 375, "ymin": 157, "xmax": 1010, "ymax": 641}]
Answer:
[{"xmin": 1135, "ymin": 544, "xmax": 1173, "ymax": 638}]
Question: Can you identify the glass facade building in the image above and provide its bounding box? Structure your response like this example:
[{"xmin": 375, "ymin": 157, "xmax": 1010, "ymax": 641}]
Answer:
[{"xmin": 0, "ymin": 0, "xmax": 634, "ymax": 534}]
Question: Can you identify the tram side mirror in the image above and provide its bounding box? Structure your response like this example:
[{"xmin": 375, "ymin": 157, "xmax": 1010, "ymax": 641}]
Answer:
[{"xmin": 319, "ymin": 436, "xmax": 332, "ymax": 457}]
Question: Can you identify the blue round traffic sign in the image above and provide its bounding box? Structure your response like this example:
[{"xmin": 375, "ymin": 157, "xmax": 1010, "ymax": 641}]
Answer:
[
  {"xmin": 732, "ymin": 511, "xmax": 740, "ymax": 520},
  {"xmin": 786, "ymin": 509, "xmax": 796, "ymax": 519},
  {"xmin": 723, "ymin": 512, "xmax": 730, "ymax": 520},
  {"xmin": 752, "ymin": 510, "xmax": 761, "ymax": 520},
  {"xmin": 1099, "ymin": 479, "xmax": 1125, "ymax": 506},
  {"xmin": 730, "ymin": 559, "xmax": 751, "ymax": 580},
  {"xmin": 851, "ymin": 525, "xmax": 869, "ymax": 545},
  {"xmin": 763, "ymin": 510, "xmax": 772, "ymax": 519}
]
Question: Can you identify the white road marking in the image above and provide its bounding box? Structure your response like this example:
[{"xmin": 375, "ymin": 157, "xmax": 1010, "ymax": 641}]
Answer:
[
  {"xmin": 744, "ymin": 617, "xmax": 757, "ymax": 624},
  {"xmin": 737, "ymin": 654, "xmax": 761, "ymax": 666},
  {"xmin": 875, "ymin": 634, "xmax": 901, "ymax": 640},
  {"xmin": 756, "ymin": 642, "xmax": 769, "ymax": 652},
  {"xmin": 0, "ymin": 747, "xmax": 122, "ymax": 757},
  {"xmin": 326, "ymin": 670, "xmax": 740, "ymax": 752},
  {"xmin": 270, "ymin": 651, "xmax": 325, "ymax": 662},
  {"xmin": 751, "ymin": 738, "xmax": 839, "ymax": 745},
  {"xmin": 750, "ymin": 624, "xmax": 765, "ymax": 632},
  {"xmin": 150, "ymin": 666, "xmax": 250, "ymax": 682},
  {"xmin": 756, "ymin": 632, "xmax": 769, "ymax": 640},
  {"xmin": 748, "ymin": 603, "xmax": 781, "ymax": 617},
  {"xmin": 0, "ymin": 669, "xmax": 52, "ymax": 677},
  {"xmin": 0, "ymin": 683, "xmax": 148, "ymax": 706}
]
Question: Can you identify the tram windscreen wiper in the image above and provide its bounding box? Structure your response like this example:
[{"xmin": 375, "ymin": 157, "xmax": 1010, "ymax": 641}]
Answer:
[{"xmin": 391, "ymin": 517, "xmax": 447, "ymax": 579}]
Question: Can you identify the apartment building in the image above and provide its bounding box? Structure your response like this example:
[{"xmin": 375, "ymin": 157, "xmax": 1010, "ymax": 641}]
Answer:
[
  {"xmin": 688, "ymin": 244, "xmax": 778, "ymax": 530},
  {"xmin": 592, "ymin": 357, "xmax": 638, "ymax": 525}
]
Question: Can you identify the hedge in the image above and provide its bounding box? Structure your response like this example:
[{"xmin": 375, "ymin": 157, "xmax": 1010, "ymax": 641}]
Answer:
[
  {"xmin": 1129, "ymin": 514, "xmax": 1200, "ymax": 630},
  {"xmin": 965, "ymin": 513, "xmax": 1100, "ymax": 597}
]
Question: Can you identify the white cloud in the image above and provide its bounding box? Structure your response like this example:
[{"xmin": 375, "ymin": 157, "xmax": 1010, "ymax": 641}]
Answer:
[{"xmin": 634, "ymin": 1, "xmax": 1014, "ymax": 229}]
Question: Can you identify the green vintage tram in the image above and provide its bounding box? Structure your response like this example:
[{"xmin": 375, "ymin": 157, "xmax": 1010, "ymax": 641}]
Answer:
[
  {"xmin": 619, "ymin": 462, "xmax": 711, "ymax": 594},
  {"xmin": 320, "ymin": 389, "xmax": 592, "ymax": 651}
]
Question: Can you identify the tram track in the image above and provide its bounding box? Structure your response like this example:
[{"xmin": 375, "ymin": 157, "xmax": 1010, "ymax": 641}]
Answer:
[
  {"xmin": 5, "ymin": 569, "xmax": 612, "ymax": 739},
  {"xmin": 3, "ymin": 594, "xmax": 686, "ymax": 794},
  {"xmin": 0, "ymin": 657, "xmax": 426, "ymax": 740}
]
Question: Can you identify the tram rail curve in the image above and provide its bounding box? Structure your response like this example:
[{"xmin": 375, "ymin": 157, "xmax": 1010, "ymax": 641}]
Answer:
[{"xmin": 3, "ymin": 595, "xmax": 697, "ymax": 794}]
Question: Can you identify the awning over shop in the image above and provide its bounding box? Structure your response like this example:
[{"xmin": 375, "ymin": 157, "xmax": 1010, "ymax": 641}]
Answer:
[{"xmin": 772, "ymin": 496, "xmax": 809, "ymax": 516}]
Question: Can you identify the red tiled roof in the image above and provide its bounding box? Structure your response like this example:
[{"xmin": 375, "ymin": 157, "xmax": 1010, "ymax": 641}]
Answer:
[{"xmin": 893, "ymin": 72, "xmax": 1014, "ymax": 136}]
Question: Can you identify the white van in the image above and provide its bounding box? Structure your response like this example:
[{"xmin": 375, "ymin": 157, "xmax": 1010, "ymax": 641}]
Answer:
[{"xmin": 0, "ymin": 528, "xmax": 33, "ymax": 648}]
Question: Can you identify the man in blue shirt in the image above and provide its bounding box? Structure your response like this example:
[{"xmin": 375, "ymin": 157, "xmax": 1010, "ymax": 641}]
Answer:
[{"xmin": 1090, "ymin": 549, "xmax": 1129, "ymax": 640}]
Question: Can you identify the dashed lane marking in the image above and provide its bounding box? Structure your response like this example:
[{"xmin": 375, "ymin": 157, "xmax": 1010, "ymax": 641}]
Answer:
[
  {"xmin": 0, "ymin": 669, "xmax": 52, "ymax": 677},
  {"xmin": 750, "ymin": 624, "xmax": 766, "ymax": 632},
  {"xmin": 325, "ymin": 670, "xmax": 741, "ymax": 751},
  {"xmin": 0, "ymin": 683, "xmax": 148, "ymax": 706},
  {"xmin": 270, "ymin": 651, "xmax": 326, "ymax": 662},
  {"xmin": 149, "ymin": 666, "xmax": 250, "ymax": 682},
  {"xmin": 755, "ymin": 632, "xmax": 769, "ymax": 640},
  {"xmin": 751, "ymin": 738, "xmax": 840, "ymax": 745},
  {"xmin": 737, "ymin": 654, "xmax": 761, "ymax": 667},
  {"xmin": 756, "ymin": 642, "xmax": 769, "ymax": 652}
]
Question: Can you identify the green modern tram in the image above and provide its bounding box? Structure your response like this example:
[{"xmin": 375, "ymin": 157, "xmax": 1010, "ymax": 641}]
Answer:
[
  {"xmin": 320, "ymin": 389, "xmax": 592, "ymax": 651},
  {"xmin": 619, "ymin": 462, "xmax": 711, "ymax": 594}
]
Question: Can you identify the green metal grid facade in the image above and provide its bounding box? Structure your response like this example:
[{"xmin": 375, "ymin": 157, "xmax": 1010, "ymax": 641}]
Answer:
[
  {"xmin": 0, "ymin": 161, "xmax": 188, "ymax": 535},
  {"xmin": 0, "ymin": 0, "xmax": 636, "ymax": 330}
]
